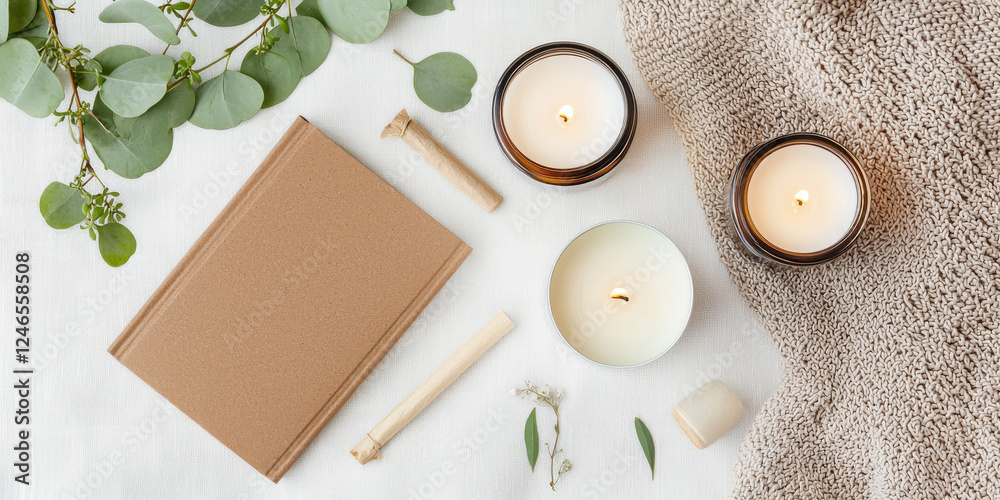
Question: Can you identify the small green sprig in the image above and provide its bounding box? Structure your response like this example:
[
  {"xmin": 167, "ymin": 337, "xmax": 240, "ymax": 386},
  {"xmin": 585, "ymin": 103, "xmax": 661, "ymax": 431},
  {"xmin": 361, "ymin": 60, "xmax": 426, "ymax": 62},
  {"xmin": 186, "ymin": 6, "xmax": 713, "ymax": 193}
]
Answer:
[
  {"xmin": 159, "ymin": 1, "xmax": 196, "ymax": 37},
  {"xmin": 173, "ymin": 51, "xmax": 200, "ymax": 83},
  {"xmin": 515, "ymin": 382, "xmax": 572, "ymax": 490},
  {"xmin": 253, "ymin": 0, "xmax": 289, "ymax": 53}
]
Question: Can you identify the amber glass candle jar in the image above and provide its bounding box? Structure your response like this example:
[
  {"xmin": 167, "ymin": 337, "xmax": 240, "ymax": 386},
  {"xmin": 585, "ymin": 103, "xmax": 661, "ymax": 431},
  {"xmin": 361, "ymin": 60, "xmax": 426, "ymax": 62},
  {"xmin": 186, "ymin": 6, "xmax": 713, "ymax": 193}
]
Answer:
[
  {"xmin": 492, "ymin": 42, "xmax": 638, "ymax": 185},
  {"xmin": 728, "ymin": 133, "xmax": 871, "ymax": 266}
]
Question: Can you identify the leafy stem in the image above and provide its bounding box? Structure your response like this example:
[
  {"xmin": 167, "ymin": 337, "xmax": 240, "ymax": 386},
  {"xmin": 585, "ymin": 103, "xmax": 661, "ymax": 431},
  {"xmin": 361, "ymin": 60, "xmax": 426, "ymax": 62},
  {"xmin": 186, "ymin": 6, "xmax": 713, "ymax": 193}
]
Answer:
[
  {"xmin": 162, "ymin": 0, "xmax": 197, "ymax": 54},
  {"xmin": 516, "ymin": 382, "xmax": 572, "ymax": 491},
  {"xmin": 168, "ymin": 1, "xmax": 285, "ymax": 91},
  {"xmin": 41, "ymin": 1, "xmax": 109, "ymax": 198}
]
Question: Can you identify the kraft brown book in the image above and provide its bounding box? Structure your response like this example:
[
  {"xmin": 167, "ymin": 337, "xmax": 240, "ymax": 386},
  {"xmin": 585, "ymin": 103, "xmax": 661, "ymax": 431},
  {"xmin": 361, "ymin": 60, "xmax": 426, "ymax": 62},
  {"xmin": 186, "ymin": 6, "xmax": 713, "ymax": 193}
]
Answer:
[{"xmin": 107, "ymin": 117, "xmax": 471, "ymax": 482}]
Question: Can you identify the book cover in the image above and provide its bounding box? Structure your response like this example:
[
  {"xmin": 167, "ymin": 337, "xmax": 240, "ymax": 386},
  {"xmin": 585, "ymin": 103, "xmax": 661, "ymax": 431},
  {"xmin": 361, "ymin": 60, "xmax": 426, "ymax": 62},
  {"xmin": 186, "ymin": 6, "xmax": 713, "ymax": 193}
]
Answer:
[{"xmin": 108, "ymin": 117, "xmax": 471, "ymax": 482}]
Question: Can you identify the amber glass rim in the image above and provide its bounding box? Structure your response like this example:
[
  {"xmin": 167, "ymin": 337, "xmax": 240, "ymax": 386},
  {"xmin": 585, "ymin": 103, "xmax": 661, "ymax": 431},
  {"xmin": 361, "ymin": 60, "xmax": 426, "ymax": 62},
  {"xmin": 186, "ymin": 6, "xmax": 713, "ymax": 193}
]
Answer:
[
  {"xmin": 492, "ymin": 42, "xmax": 638, "ymax": 186},
  {"xmin": 728, "ymin": 133, "xmax": 871, "ymax": 266}
]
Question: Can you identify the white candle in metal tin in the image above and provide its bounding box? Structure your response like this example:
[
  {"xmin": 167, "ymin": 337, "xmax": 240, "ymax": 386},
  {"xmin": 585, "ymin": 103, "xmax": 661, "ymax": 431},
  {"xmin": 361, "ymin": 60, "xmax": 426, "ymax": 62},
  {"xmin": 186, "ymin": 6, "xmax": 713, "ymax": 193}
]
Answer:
[{"xmin": 549, "ymin": 222, "xmax": 693, "ymax": 367}]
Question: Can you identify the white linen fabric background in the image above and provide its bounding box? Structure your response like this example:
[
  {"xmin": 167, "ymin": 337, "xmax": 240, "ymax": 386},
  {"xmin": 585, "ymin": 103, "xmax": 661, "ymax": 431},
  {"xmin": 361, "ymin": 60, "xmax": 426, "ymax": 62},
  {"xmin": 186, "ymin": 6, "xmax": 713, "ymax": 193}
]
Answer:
[{"xmin": 0, "ymin": 1, "xmax": 781, "ymax": 498}]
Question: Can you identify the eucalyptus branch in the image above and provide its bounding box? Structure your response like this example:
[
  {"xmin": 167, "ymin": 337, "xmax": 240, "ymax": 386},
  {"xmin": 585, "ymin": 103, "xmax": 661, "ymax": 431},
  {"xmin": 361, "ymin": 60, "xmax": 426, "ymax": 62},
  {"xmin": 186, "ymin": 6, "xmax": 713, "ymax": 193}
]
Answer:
[
  {"xmin": 14, "ymin": 0, "xmax": 467, "ymax": 267},
  {"xmin": 41, "ymin": 1, "xmax": 96, "ymax": 181},
  {"xmin": 41, "ymin": 1, "xmax": 125, "ymax": 242}
]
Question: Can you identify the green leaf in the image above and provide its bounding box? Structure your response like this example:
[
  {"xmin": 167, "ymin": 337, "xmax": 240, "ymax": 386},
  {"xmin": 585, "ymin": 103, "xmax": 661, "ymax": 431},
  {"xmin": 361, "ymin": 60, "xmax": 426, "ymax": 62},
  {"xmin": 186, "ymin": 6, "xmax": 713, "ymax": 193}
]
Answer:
[
  {"xmin": 295, "ymin": 0, "xmax": 326, "ymax": 28},
  {"xmin": 99, "ymin": 54, "xmax": 173, "ymax": 118},
  {"xmin": 188, "ymin": 70, "xmax": 263, "ymax": 130},
  {"xmin": 318, "ymin": 0, "xmax": 389, "ymax": 44},
  {"xmin": 8, "ymin": 0, "xmax": 48, "ymax": 41},
  {"xmin": 39, "ymin": 182, "xmax": 86, "ymax": 229},
  {"xmin": 406, "ymin": 0, "xmax": 453, "ymax": 16},
  {"xmin": 390, "ymin": 0, "xmax": 406, "ymax": 10},
  {"xmin": 73, "ymin": 58, "xmax": 103, "ymax": 92},
  {"xmin": 634, "ymin": 417, "xmax": 655, "ymax": 479},
  {"xmin": 272, "ymin": 16, "xmax": 329, "ymax": 76},
  {"xmin": 96, "ymin": 223, "xmax": 136, "ymax": 267},
  {"xmin": 240, "ymin": 39, "xmax": 301, "ymax": 108},
  {"xmin": 99, "ymin": 0, "xmax": 181, "ymax": 45},
  {"xmin": 524, "ymin": 408, "xmax": 539, "ymax": 472},
  {"xmin": 115, "ymin": 79, "xmax": 195, "ymax": 131},
  {"xmin": 83, "ymin": 95, "xmax": 173, "ymax": 178},
  {"xmin": 7, "ymin": 0, "xmax": 36, "ymax": 33},
  {"xmin": 193, "ymin": 0, "xmax": 264, "ymax": 27},
  {"xmin": 0, "ymin": 38, "xmax": 64, "ymax": 118},
  {"xmin": 403, "ymin": 51, "xmax": 476, "ymax": 112},
  {"xmin": 93, "ymin": 45, "xmax": 149, "ymax": 74}
]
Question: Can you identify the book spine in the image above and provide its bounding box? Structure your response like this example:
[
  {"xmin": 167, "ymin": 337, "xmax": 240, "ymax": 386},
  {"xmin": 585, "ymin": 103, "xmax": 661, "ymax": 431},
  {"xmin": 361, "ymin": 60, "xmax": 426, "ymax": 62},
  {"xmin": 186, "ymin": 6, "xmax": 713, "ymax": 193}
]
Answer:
[
  {"xmin": 108, "ymin": 117, "xmax": 315, "ymax": 360},
  {"xmin": 264, "ymin": 240, "xmax": 473, "ymax": 482}
]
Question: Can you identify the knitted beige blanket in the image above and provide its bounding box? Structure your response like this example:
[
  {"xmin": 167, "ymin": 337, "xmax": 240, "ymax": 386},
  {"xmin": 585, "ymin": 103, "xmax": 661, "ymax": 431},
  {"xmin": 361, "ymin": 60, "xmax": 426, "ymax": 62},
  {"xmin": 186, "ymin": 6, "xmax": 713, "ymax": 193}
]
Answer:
[{"xmin": 619, "ymin": 1, "xmax": 1000, "ymax": 497}]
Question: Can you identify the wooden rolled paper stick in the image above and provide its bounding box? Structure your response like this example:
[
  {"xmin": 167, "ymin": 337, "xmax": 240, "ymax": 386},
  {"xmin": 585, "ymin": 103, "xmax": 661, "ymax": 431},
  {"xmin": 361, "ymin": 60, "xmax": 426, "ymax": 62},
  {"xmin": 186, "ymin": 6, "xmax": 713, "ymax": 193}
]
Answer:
[
  {"xmin": 351, "ymin": 312, "xmax": 515, "ymax": 464},
  {"xmin": 382, "ymin": 109, "xmax": 503, "ymax": 213}
]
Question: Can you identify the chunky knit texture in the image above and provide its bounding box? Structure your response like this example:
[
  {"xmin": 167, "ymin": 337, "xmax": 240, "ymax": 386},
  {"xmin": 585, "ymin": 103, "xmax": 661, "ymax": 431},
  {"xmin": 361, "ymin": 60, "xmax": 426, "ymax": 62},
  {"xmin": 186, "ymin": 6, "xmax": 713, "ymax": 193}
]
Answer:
[{"xmin": 620, "ymin": 1, "xmax": 1000, "ymax": 497}]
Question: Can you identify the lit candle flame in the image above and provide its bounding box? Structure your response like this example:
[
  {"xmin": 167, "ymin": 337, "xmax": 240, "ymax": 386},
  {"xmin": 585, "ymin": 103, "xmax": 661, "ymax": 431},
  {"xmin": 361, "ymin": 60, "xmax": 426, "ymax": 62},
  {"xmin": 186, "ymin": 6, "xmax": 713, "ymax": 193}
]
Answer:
[
  {"xmin": 558, "ymin": 105, "xmax": 574, "ymax": 125},
  {"xmin": 610, "ymin": 287, "xmax": 629, "ymax": 302},
  {"xmin": 794, "ymin": 189, "xmax": 809, "ymax": 207}
]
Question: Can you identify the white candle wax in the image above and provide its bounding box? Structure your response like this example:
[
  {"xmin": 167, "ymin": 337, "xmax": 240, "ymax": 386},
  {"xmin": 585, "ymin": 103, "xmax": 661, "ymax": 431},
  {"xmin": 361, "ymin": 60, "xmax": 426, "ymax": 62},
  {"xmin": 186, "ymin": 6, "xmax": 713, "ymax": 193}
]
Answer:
[
  {"xmin": 501, "ymin": 54, "xmax": 626, "ymax": 169},
  {"xmin": 746, "ymin": 144, "xmax": 860, "ymax": 254},
  {"xmin": 549, "ymin": 222, "xmax": 693, "ymax": 367}
]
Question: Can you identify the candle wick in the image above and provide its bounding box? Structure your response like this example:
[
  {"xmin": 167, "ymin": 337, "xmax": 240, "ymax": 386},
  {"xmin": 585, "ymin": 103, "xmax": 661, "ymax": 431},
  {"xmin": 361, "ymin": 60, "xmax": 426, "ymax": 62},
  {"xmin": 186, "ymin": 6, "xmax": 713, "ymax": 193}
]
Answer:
[
  {"xmin": 793, "ymin": 189, "xmax": 809, "ymax": 207},
  {"xmin": 558, "ymin": 104, "xmax": 574, "ymax": 125},
  {"xmin": 610, "ymin": 287, "xmax": 630, "ymax": 302}
]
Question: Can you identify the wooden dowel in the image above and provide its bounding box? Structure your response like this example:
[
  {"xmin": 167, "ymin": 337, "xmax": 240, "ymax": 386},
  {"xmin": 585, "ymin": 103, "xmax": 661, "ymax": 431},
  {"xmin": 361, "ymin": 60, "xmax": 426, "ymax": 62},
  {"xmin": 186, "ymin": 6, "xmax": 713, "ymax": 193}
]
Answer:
[
  {"xmin": 382, "ymin": 109, "xmax": 503, "ymax": 213},
  {"xmin": 351, "ymin": 312, "xmax": 515, "ymax": 464}
]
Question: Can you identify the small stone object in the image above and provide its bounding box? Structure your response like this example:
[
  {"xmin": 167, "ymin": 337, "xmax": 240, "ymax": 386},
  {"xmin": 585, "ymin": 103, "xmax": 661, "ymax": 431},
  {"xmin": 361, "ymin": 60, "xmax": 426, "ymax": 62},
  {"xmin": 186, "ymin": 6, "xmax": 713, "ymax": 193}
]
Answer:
[{"xmin": 671, "ymin": 380, "xmax": 744, "ymax": 449}]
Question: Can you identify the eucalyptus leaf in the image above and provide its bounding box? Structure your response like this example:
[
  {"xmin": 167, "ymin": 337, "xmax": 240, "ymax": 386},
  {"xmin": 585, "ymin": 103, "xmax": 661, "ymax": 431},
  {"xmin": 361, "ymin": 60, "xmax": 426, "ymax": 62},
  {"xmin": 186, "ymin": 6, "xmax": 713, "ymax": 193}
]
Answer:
[
  {"xmin": 99, "ymin": 0, "xmax": 181, "ymax": 45},
  {"xmin": 634, "ymin": 417, "xmax": 655, "ymax": 479},
  {"xmin": 407, "ymin": 0, "xmax": 453, "ymax": 16},
  {"xmin": 96, "ymin": 222, "xmax": 136, "ymax": 267},
  {"xmin": 9, "ymin": 0, "xmax": 49, "ymax": 41},
  {"xmin": 188, "ymin": 70, "xmax": 263, "ymax": 130},
  {"xmin": 295, "ymin": 0, "xmax": 327, "ymax": 28},
  {"xmin": 391, "ymin": 0, "xmax": 406, "ymax": 10},
  {"xmin": 14, "ymin": 0, "xmax": 46, "ymax": 33},
  {"xmin": 99, "ymin": 54, "xmax": 173, "ymax": 118},
  {"xmin": 402, "ymin": 51, "xmax": 476, "ymax": 112},
  {"xmin": 73, "ymin": 58, "xmax": 103, "ymax": 92},
  {"xmin": 0, "ymin": 38, "xmax": 65, "ymax": 118},
  {"xmin": 93, "ymin": 45, "xmax": 149, "ymax": 74},
  {"xmin": 7, "ymin": 0, "xmax": 36, "ymax": 33},
  {"xmin": 240, "ymin": 39, "xmax": 301, "ymax": 108},
  {"xmin": 318, "ymin": 0, "xmax": 389, "ymax": 44},
  {"xmin": 115, "ymin": 79, "xmax": 194, "ymax": 132},
  {"xmin": 272, "ymin": 16, "xmax": 330, "ymax": 76},
  {"xmin": 83, "ymin": 95, "xmax": 173, "ymax": 179},
  {"xmin": 39, "ymin": 182, "xmax": 86, "ymax": 229},
  {"xmin": 193, "ymin": 0, "xmax": 264, "ymax": 27},
  {"xmin": 524, "ymin": 408, "xmax": 539, "ymax": 472}
]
